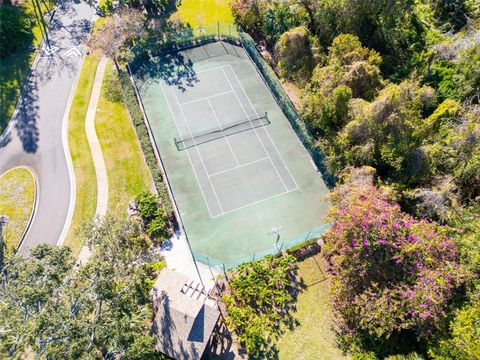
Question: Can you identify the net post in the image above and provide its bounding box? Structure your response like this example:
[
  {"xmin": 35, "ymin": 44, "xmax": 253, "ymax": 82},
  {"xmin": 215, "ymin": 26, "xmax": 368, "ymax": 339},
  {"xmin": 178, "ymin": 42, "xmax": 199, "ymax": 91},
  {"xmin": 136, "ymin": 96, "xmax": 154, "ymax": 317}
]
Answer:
[{"xmin": 217, "ymin": 22, "xmax": 220, "ymax": 37}]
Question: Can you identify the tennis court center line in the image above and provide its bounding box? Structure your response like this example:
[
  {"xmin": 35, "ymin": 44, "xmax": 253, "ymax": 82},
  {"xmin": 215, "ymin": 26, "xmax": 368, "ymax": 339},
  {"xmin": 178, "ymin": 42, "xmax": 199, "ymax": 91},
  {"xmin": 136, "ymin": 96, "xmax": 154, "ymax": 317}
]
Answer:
[
  {"xmin": 179, "ymin": 90, "xmax": 234, "ymax": 106},
  {"xmin": 207, "ymin": 97, "xmax": 240, "ymax": 167},
  {"xmin": 220, "ymin": 66, "xmax": 289, "ymax": 193},
  {"xmin": 170, "ymin": 84, "xmax": 225, "ymax": 216},
  {"xmin": 226, "ymin": 64, "xmax": 299, "ymax": 191},
  {"xmin": 159, "ymin": 81, "xmax": 218, "ymax": 218},
  {"xmin": 208, "ymin": 156, "xmax": 269, "ymax": 178},
  {"xmin": 211, "ymin": 186, "xmax": 297, "ymax": 219}
]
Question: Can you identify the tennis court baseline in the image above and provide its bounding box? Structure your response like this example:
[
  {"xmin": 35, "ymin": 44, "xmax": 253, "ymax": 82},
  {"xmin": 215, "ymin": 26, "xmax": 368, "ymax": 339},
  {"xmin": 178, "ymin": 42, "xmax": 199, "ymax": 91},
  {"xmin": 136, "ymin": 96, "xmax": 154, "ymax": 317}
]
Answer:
[{"xmin": 160, "ymin": 64, "xmax": 298, "ymax": 218}]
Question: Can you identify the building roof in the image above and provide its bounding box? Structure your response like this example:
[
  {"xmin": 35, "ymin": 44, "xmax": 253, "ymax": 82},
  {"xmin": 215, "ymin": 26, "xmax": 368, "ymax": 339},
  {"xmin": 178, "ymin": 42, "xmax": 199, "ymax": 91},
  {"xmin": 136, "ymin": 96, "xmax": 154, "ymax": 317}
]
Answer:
[{"xmin": 152, "ymin": 269, "xmax": 220, "ymax": 360}]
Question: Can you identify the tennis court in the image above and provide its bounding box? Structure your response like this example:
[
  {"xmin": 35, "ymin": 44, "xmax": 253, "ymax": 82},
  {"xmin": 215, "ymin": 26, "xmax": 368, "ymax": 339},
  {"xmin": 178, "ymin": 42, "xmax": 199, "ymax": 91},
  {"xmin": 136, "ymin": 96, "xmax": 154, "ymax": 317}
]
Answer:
[
  {"xmin": 162, "ymin": 64, "xmax": 297, "ymax": 218},
  {"xmin": 131, "ymin": 41, "xmax": 330, "ymax": 267}
]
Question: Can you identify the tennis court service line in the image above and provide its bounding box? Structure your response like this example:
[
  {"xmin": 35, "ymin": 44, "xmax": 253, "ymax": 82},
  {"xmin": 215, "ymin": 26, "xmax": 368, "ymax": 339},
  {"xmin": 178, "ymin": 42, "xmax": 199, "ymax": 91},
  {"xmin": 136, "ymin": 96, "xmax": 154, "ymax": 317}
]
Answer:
[
  {"xmin": 225, "ymin": 64, "xmax": 299, "ymax": 191},
  {"xmin": 220, "ymin": 66, "xmax": 289, "ymax": 193},
  {"xmin": 179, "ymin": 90, "xmax": 234, "ymax": 106},
  {"xmin": 171, "ymin": 86, "xmax": 226, "ymax": 216},
  {"xmin": 159, "ymin": 81, "xmax": 221, "ymax": 218},
  {"xmin": 208, "ymin": 156, "xmax": 269, "ymax": 178}
]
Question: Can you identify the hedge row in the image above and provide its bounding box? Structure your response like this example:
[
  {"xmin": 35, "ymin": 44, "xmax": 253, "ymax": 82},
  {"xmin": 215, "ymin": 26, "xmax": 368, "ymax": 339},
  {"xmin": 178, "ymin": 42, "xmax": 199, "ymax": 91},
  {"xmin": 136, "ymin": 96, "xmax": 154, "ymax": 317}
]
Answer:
[{"xmin": 117, "ymin": 69, "xmax": 173, "ymax": 218}]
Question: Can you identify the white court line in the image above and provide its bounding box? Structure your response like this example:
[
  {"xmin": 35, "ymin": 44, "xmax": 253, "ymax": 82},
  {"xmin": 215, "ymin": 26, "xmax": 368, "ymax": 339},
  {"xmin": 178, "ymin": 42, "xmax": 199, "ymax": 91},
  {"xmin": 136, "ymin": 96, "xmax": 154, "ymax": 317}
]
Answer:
[
  {"xmin": 220, "ymin": 66, "xmax": 289, "ymax": 192},
  {"xmin": 194, "ymin": 65, "xmax": 233, "ymax": 75},
  {"xmin": 171, "ymin": 85, "xmax": 225, "ymax": 215},
  {"xmin": 226, "ymin": 64, "xmax": 299, "ymax": 191},
  {"xmin": 211, "ymin": 188, "xmax": 297, "ymax": 219},
  {"xmin": 209, "ymin": 156, "xmax": 269, "ymax": 178},
  {"xmin": 159, "ymin": 82, "xmax": 216, "ymax": 218},
  {"xmin": 179, "ymin": 90, "xmax": 233, "ymax": 106},
  {"xmin": 207, "ymin": 97, "xmax": 240, "ymax": 167}
]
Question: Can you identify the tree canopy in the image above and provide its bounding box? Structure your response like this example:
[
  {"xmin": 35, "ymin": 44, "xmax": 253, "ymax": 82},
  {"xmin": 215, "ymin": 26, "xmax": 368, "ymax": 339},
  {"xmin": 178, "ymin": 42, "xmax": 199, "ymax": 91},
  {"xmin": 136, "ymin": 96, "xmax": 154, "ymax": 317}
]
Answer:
[{"xmin": 0, "ymin": 218, "xmax": 164, "ymax": 359}]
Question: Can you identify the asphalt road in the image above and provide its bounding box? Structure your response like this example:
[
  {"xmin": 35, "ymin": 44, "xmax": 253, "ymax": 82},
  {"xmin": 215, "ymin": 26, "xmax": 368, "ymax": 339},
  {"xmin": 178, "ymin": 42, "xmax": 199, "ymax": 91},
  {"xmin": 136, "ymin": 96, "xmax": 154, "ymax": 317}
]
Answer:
[{"xmin": 0, "ymin": 0, "xmax": 94, "ymax": 255}]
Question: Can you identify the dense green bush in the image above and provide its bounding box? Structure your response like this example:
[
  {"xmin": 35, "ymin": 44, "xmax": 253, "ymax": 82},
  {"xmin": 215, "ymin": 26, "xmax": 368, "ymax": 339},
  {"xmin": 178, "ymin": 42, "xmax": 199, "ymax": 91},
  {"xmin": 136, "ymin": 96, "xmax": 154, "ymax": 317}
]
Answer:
[
  {"xmin": 262, "ymin": 2, "xmax": 304, "ymax": 46},
  {"xmin": 135, "ymin": 191, "xmax": 168, "ymax": 240},
  {"xmin": 275, "ymin": 26, "xmax": 313, "ymax": 84},
  {"xmin": 223, "ymin": 255, "xmax": 297, "ymax": 355},
  {"xmin": 0, "ymin": 5, "xmax": 34, "ymax": 58}
]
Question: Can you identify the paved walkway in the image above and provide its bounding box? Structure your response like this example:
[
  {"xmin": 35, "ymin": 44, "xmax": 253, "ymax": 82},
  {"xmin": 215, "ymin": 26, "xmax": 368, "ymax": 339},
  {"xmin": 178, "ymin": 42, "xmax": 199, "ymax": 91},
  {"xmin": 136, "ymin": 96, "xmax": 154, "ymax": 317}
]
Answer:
[
  {"xmin": 0, "ymin": 0, "xmax": 95, "ymax": 255},
  {"xmin": 74, "ymin": 58, "xmax": 218, "ymax": 293},
  {"xmin": 77, "ymin": 57, "xmax": 108, "ymax": 264},
  {"xmin": 160, "ymin": 231, "xmax": 220, "ymax": 293}
]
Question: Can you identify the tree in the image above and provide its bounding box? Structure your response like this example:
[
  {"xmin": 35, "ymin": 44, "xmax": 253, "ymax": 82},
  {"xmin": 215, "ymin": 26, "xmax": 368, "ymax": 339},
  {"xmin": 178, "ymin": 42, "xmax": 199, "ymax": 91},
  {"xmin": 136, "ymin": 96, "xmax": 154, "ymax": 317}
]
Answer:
[
  {"xmin": 230, "ymin": 0, "xmax": 265, "ymax": 37},
  {"xmin": 275, "ymin": 26, "xmax": 313, "ymax": 84},
  {"xmin": 301, "ymin": 34, "xmax": 382, "ymax": 137},
  {"xmin": 323, "ymin": 169, "xmax": 470, "ymax": 354},
  {"xmin": 88, "ymin": 7, "xmax": 145, "ymax": 69},
  {"xmin": 223, "ymin": 255, "xmax": 297, "ymax": 355},
  {"xmin": 0, "ymin": 218, "xmax": 163, "ymax": 359},
  {"xmin": 0, "ymin": 5, "xmax": 34, "ymax": 58},
  {"xmin": 262, "ymin": 2, "xmax": 303, "ymax": 46}
]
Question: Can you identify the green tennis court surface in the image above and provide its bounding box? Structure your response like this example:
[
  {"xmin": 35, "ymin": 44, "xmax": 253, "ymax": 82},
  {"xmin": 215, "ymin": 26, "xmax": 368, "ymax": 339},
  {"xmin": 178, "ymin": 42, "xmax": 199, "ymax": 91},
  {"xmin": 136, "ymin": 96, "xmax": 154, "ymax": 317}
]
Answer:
[{"xmin": 131, "ymin": 41, "xmax": 330, "ymax": 267}]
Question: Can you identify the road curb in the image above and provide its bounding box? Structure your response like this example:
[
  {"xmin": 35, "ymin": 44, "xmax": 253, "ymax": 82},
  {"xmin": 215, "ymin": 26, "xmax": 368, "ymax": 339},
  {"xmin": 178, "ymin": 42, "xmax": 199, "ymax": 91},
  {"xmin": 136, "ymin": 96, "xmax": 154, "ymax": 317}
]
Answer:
[
  {"xmin": 0, "ymin": 166, "xmax": 38, "ymax": 252},
  {"xmin": 57, "ymin": 12, "xmax": 97, "ymax": 247}
]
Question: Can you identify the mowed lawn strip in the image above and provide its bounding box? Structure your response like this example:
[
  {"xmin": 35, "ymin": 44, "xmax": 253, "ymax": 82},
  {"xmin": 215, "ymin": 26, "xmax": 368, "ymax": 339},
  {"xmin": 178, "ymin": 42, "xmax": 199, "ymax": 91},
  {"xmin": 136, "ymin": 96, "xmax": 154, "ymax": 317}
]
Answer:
[
  {"xmin": 173, "ymin": 0, "xmax": 233, "ymax": 33},
  {"xmin": 0, "ymin": 167, "xmax": 35, "ymax": 251},
  {"xmin": 64, "ymin": 54, "xmax": 100, "ymax": 257},
  {"xmin": 0, "ymin": 0, "xmax": 55, "ymax": 132},
  {"xmin": 96, "ymin": 61, "xmax": 154, "ymax": 216},
  {"xmin": 275, "ymin": 255, "xmax": 350, "ymax": 360}
]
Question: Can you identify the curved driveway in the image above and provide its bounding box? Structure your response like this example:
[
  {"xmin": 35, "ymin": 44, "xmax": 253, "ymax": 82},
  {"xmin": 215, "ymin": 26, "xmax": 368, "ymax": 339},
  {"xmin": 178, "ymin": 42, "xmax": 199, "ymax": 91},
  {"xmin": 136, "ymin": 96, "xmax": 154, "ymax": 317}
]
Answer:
[{"xmin": 0, "ymin": 0, "xmax": 94, "ymax": 255}]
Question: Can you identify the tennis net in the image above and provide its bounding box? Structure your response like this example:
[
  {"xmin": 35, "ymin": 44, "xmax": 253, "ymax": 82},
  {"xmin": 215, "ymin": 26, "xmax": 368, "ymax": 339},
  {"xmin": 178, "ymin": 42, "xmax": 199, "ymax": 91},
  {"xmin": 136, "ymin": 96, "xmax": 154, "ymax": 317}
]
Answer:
[{"xmin": 174, "ymin": 113, "xmax": 270, "ymax": 151}]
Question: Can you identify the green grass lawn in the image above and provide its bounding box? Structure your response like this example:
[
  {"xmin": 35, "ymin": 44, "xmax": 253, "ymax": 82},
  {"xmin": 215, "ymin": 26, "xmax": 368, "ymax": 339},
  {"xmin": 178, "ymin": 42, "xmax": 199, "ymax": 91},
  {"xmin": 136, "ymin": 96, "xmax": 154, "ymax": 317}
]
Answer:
[
  {"xmin": 0, "ymin": 167, "xmax": 35, "ymax": 251},
  {"xmin": 64, "ymin": 54, "xmax": 100, "ymax": 257},
  {"xmin": 275, "ymin": 255, "xmax": 350, "ymax": 360},
  {"xmin": 172, "ymin": 0, "xmax": 234, "ymax": 34},
  {"xmin": 0, "ymin": 0, "xmax": 55, "ymax": 133},
  {"xmin": 96, "ymin": 60, "xmax": 154, "ymax": 216}
]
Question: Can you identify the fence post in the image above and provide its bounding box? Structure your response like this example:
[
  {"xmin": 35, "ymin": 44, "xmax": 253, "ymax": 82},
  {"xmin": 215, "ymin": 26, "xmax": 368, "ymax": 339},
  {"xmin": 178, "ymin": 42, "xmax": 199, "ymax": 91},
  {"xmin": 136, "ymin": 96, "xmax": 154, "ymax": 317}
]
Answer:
[
  {"xmin": 222, "ymin": 263, "xmax": 227, "ymax": 281},
  {"xmin": 217, "ymin": 21, "xmax": 220, "ymax": 37}
]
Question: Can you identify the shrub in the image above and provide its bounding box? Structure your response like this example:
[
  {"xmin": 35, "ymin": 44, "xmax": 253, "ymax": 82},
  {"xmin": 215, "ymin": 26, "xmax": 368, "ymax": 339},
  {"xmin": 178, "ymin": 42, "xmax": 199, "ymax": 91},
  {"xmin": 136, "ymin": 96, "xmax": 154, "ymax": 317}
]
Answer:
[
  {"xmin": 135, "ymin": 191, "xmax": 168, "ymax": 241},
  {"xmin": 323, "ymin": 179, "xmax": 470, "ymax": 354},
  {"xmin": 223, "ymin": 255, "xmax": 297, "ymax": 355},
  {"xmin": 275, "ymin": 26, "xmax": 313, "ymax": 84}
]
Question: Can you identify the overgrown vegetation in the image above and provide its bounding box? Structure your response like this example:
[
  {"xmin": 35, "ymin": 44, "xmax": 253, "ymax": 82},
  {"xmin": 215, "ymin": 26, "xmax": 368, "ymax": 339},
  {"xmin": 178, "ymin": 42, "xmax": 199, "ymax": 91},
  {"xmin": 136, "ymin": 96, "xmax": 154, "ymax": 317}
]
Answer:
[
  {"xmin": 232, "ymin": 0, "xmax": 480, "ymax": 358},
  {"xmin": 223, "ymin": 255, "xmax": 297, "ymax": 356},
  {"xmin": 0, "ymin": 218, "xmax": 164, "ymax": 358}
]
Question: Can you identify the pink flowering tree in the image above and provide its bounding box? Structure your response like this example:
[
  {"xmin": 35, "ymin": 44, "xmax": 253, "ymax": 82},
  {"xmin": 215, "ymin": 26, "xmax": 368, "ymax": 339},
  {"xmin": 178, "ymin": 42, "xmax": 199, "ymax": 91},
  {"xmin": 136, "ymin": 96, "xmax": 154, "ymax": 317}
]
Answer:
[{"xmin": 323, "ymin": 170, "xmax": 470, "ymax": 352}]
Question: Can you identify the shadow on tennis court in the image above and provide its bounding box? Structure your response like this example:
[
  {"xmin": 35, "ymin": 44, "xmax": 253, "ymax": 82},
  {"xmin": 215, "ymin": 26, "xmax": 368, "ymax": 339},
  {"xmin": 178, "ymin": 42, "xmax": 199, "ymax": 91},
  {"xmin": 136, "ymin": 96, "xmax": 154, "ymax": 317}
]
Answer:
[{"xmin": 133, "ymin": 51, "xmax": 198, "ymax": 92}]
